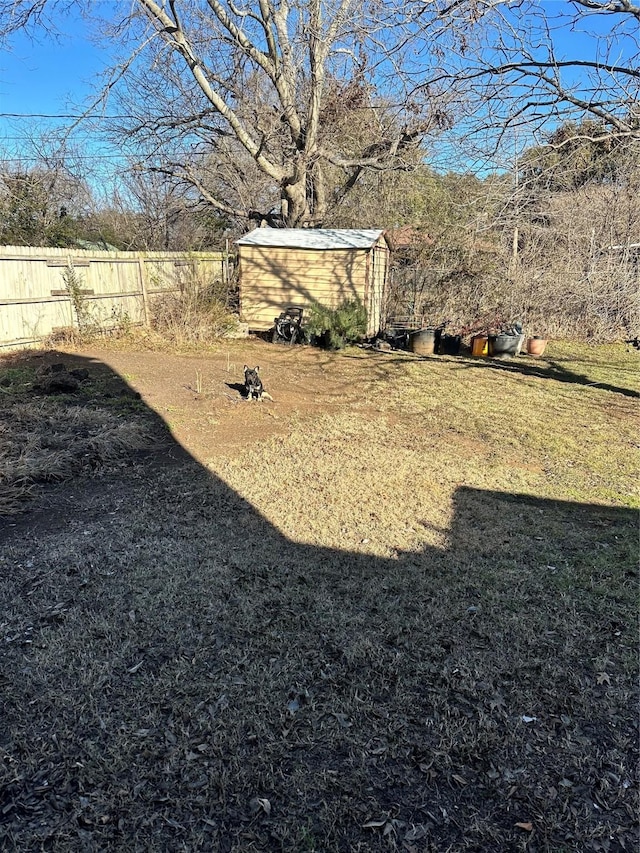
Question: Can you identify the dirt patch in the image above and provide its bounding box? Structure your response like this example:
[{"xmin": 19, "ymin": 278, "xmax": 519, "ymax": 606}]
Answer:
[{"xmin": 72, "ymin": 340, "xmax": 396, "ymax": 462}]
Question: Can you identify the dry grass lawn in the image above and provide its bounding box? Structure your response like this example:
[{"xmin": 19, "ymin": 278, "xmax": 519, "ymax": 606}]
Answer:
[{"xmin": 0, "ymin": 338, "xmax": 638, "ymax": 852}]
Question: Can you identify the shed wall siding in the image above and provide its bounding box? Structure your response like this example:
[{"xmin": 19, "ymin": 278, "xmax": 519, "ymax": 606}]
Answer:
[
  {"xmin": 370, "ymin": 240, "xmax": 389, "ymax": 333},
  {"xmin": 239, "ymin": 246, "xmax": 373, "ymax": 332}
]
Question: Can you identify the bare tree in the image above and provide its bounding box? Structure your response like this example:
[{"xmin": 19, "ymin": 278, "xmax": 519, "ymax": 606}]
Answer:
[
  {"xmin": 0, "ymin": 0, "xmax": 50, "ymax": 36},
  {"xmin": 417, "ymin": 0, "xmax": 639, "ymax": 152},
  {"xmin": 87, "ymin": 0, "xmax": 453, "ymax": 228},
  {"xmin": 2, "ymin": 0, "xmax": 637, "ymax": 231},
  {"xmin": 106, "ymin": 167, "xmax": 228, "ymax": 250},
  {"xmin": 0, "ymin": 131, "xmax": 94, "ymax": 245}
]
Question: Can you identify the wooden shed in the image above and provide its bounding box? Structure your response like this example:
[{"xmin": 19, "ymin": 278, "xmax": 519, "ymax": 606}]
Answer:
[{"xmin": 236, "ymin": 228, "xmax": 390, "ymax": 338}]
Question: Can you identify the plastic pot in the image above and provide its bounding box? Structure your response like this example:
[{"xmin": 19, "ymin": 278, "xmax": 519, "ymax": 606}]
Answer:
[
  {"xmin": 409, "ymin": 327, "xmax": 440, "ymax": 356},
  {"xmin": 439, "ymin": 334, "xmax": 462, "ymax": 355},
  {"xmin": 471, "ymin": 335, "xmax": 489, "ymax": 357},
  {"xmin": 491, "ymin": 334, "xmax": 520, "ymax": 357},
  {"xmin": 527, "ymin": 337, "xmax": 548, "ymax": 357}
]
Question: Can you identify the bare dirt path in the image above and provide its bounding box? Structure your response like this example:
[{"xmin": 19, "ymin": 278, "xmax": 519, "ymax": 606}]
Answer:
[
  {"xmin": 77, "ymin": 340, "xmax": 382, "ymax": 463},
  {"xmin": 1, "ymin": 338, "xmax": 414, "ymax": 547}
]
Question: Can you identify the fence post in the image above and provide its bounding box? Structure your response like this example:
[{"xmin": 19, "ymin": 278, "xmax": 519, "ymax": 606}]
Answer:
[{"xmin": 138, "ymin": 256, "xmax": 150, "ymax": 327}]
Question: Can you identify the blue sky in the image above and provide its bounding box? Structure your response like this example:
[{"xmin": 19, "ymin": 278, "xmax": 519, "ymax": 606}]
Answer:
[
  {"xmin": 0, "ymin": 13, "xmax": 110, "ymax": 176},
  {"xmin": 0, "ymin": 13, "xmax": 123, "ymax": 187},
  {"xmin": 0, "ymin": 13, "xmax": 111, "ymax": 125},
  {"xmin": 1, "ymin": 2, "xmax": 629, "ymax": 112},
  {"xmin": 0, "ymin": 2, "xmax": 635, "ymax": 176}
]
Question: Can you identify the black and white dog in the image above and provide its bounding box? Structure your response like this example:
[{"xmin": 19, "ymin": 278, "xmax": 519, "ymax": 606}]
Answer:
[{"xmin": 243, "ymin": 365, "xmax": 273, "ymax": 401}]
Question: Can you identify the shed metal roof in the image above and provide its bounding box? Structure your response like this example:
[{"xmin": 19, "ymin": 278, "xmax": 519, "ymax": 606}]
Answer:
[{"xmin": 236, "ymin": 228, "xmax": 386, "ymax": 250}]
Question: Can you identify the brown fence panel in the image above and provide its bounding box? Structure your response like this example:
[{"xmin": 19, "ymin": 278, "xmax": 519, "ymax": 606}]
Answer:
[{"xmin": 0, "ymin": 247, "xmax": 228, "ymax": 349}]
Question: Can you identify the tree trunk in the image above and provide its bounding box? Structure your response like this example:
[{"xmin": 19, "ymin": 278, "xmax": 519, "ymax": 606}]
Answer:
[
  {"xmin": 280, "ymin": 163, "xmax": 330, "ymax": 227},
  {"xmin": 281, "ymin": 178, "xmax": 308, "ymax": 227}
]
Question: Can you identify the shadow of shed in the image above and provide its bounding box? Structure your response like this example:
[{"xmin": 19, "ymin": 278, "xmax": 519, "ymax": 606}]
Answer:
[{"xmin": 236, "ymin": 228, "xmax": 390, "ymax": 338}]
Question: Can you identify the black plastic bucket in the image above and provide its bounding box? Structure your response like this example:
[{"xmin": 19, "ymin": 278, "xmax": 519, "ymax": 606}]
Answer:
[{"xmin": 440, "ymin": 334, "xmax": 461, "ymax": 355}]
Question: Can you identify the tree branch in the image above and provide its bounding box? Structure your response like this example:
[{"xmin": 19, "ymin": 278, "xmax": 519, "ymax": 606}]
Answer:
[
  {"xmin": 136, "ymin": 0, "xmax": 285, "ymax": 180},
  {"xmin": 570, "ymin": 0, "xmax": 640, "ymax": 21}
]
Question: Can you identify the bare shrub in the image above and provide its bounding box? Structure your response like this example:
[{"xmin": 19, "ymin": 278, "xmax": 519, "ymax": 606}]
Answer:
[
  {"xmin": 503, "ymin": 177, "xmax": 640, "ymax": 341},
  {"xmin": 149, "ymin": 268, "xmax": 237, "ymax": 345},
  {"xmin": 387, "ymin": 237, "xmax": 513, "ymax": 335},
  {"xmin": 387, "ymin": 175, "xmax": 639, "ymax": 341}
]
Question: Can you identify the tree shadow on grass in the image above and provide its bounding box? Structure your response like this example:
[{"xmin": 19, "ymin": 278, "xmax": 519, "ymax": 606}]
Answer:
[
  {"xmin": 463, "ymin": 355, "xmax": 640, "ymax": 399},
  {"xmin": 0, "ymin": 351, "xmax": 637, "ymax": 853},
  {"xmin": 360, "ymin": 347, "xmax": 640, "ymax": 398}
]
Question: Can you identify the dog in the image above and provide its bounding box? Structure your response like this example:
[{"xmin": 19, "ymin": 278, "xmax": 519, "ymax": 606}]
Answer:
[{"xmin": 243, "ymin": 365, "xmax": 273, "ymax": 401}]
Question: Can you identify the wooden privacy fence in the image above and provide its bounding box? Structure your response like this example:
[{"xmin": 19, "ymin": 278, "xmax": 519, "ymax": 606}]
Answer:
[{"xmin": 0, "ymin": 245, "xmax": 229, "ymax": 350}]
